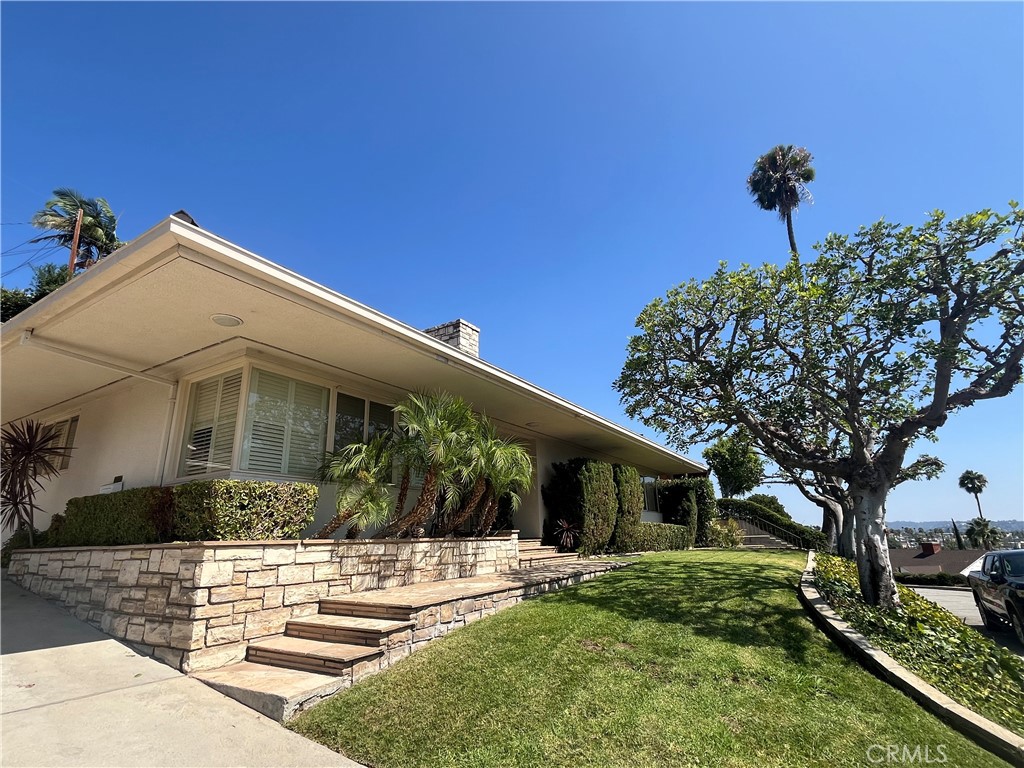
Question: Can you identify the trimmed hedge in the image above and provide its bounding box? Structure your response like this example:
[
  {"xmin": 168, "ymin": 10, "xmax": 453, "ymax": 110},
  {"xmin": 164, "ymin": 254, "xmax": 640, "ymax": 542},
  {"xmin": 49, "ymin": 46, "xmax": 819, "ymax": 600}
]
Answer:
[
  {"xmin": 173, "ymin": 480, "xmax": 317, "ymax": 541},
  {"xmin": 54, "ymin": 487, "xmax": 173, "ymax": 547},
  {"xmin": 541, "ymin": 458, "xmax": 618, "ymax": 555},
  {"xmin": 716, "ymin": 497, "xmax": 828, "ymax": 550},
  {"xmin": 611, "ymin": 465, "xmax": 644, "ymax": 553},
  {"xmin": 746, "ymin": 493, "xmax": 790, "ymax": 521},
  {"xmin": 635, "ymin": 522, "xmax": 690, "ymax": 552},
  {"xmin": 657, "ymin": 477, "xmax": 715, "ymax": 547},
  {"xmin": 894, "ymin": 571, "xmax": 969, "ymax": 587}
]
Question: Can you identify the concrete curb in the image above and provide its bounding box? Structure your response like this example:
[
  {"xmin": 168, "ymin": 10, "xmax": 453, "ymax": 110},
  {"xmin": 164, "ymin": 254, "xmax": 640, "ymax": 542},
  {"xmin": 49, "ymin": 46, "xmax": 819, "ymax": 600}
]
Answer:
[
  {"xmin": 798, "ymin": 551, "xmax": 1024, "ymax": 767},
  {"xmin": 901, "ymin": 583, "xmax": 972, "ymax": 593}
]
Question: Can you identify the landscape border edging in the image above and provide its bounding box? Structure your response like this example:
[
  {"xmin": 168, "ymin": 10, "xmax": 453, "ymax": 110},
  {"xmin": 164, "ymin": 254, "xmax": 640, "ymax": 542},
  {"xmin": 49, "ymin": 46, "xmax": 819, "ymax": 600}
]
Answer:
[{"xmin": 798, "ymin": 551, "xmax": 1024, "ymax": 767}]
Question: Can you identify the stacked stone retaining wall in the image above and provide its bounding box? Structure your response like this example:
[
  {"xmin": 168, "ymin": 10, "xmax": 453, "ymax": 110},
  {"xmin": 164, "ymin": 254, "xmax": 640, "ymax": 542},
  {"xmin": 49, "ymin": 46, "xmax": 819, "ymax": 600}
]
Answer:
[{"xmin": 6, "ymin": 535, "xmax": 518, "ymax": 672}]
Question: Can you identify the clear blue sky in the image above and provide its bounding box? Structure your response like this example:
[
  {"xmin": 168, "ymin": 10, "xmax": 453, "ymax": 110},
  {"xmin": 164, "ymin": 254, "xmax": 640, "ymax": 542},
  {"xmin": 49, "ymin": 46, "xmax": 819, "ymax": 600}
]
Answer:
[{"xmin": 3, "ymin": 3, "xmax": 1022, "ymax": 526}]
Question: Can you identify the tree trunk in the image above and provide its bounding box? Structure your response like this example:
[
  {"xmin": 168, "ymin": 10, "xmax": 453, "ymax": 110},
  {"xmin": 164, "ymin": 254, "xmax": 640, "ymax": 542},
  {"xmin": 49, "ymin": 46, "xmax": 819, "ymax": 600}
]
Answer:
[
  {"xmin": 974, "ymin": 493, "xmax": 983, "ymax": 519},
  {"xmin": 315, "ymin": 509, "xmax": 354, "ymax": 539},
  {"xmin": 851, "ymin": 485, "xmax": 899, "ymax": 608},
  {"xmin": 476, "ymin": 496, "xmax": 500, "ymax": 537},
  {"xmin": 821, "ymin": 507, "xmax": 836, "ymax": 552},
  {"xmin": 394, "ymin": 468, "xmax": 411, "ymax": 518},
  {"xmin": 786, "ymin": 212, "xmax": 798, "ymax": 255},
  {"xmin": 345, "ymin": 523, "xmax": 362, "ymax": 540},
  {"xmin": 381, "ymin": 466, "xmax": 439, "ymax": 538},
  {"xmin": 439, "ymin": 476, "xmax": 487, "ymax": 536},
  {"xmin": 839, "ymin": 510, "xmax": 856, "ymax": 560}
]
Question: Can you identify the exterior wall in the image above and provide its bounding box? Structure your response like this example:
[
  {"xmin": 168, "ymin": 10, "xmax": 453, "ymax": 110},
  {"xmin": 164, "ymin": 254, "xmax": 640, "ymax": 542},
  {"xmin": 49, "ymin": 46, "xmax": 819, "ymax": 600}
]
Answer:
[
  {"xmin": 640, "ymin": 511, "xmax": 664, "ymax": 523},
  {"xmin": 7, "ymin": 535, "xmax": 518, "ymax": 673},
  {"xmin": 31, "ymin": 380, "xmax": 171, "ymax": 531}
]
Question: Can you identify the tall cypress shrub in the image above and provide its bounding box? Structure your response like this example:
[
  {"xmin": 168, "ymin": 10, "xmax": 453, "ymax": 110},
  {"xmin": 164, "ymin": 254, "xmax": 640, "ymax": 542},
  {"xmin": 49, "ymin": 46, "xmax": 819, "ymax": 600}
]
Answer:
[
  {"xmin": 578, "ymin": 460, "xmax": 617, "ymax": 555},
  {"xmin": 611, "ymin": 464, "xmax": 644, "ymax": 553}
]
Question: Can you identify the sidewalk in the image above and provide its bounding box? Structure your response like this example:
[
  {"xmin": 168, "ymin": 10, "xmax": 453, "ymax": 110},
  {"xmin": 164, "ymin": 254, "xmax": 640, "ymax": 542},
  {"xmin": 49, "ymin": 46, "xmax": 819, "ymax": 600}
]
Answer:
[{"xmin": 1, "ymin": 576, "xmax": 362, "ymax": 768}]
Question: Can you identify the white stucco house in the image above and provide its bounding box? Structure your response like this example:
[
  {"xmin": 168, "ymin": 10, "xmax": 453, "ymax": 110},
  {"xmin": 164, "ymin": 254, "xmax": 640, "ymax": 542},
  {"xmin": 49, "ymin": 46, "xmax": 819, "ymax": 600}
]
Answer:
[{"xmin": 1, "ymin": 213, "xmax": 705, "ymax": 538}]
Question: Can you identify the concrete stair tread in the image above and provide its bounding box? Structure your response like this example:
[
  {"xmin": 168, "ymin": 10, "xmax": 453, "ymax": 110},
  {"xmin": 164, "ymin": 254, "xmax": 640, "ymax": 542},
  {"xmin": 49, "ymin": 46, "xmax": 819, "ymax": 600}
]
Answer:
[
  {"xmin": 249, "ymin": 636, "xmax": 383, "ymax": 662},
  {"xmin": 288, "ymin": 614, "xmax": 414, "ymax": 633},
  {"xmin": 191, "ymin": 661, "xmax": 346, "ymax": 721}
]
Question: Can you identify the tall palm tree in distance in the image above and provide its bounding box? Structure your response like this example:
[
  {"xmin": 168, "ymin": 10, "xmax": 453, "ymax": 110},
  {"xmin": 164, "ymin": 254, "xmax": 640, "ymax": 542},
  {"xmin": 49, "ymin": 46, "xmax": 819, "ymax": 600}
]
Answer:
[
  {"xmin": 957, "ymin": 470, "xmax": 988, "ymax": 518},
  {"xmin": 30, "ymin": 188, "xmax": 124, "ymax": 269},
  {"xmin": 746, "ymin": 145, "xmax": 816, "ymax": 255}
]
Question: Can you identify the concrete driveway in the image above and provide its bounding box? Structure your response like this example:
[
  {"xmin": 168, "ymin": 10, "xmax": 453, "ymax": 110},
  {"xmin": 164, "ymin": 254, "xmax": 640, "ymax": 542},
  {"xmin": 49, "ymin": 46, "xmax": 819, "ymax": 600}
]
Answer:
[
  {"xmin": 912, "ymin": 586, "xmax": 1024, "ymax": 656},
  {"xmin": 1, "ymin": 576, "xmax": 361, "ymax": 768}
]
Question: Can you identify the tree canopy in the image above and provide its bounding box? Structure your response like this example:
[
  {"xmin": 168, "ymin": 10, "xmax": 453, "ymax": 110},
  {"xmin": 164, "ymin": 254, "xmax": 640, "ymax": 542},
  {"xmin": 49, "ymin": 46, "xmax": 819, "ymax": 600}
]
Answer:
[
  {"xmin": 957, "ymin": 469, "xmax": 988, "ymax": 517},
  {"xmin": 702, "ymin": 428, "xmax": 764, "ymax": 498},
  {"xmin": 747, "ymin": 145, "xmax": 815, "ymax": 255},
  {"xmin": 616, "ymin": 204, "xmax": 1024, "ymax": 607}
]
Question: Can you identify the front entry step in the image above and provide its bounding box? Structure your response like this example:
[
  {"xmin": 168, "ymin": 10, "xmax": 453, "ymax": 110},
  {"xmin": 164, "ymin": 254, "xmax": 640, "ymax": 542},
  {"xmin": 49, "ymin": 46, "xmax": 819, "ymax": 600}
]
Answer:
[
  {"xmin": 247, "ymin": 636, "xmax": 383, "ymax": 675},
  {"xmin": 285, "ymin": 614, "xmax": 414, "ymax": 647}
]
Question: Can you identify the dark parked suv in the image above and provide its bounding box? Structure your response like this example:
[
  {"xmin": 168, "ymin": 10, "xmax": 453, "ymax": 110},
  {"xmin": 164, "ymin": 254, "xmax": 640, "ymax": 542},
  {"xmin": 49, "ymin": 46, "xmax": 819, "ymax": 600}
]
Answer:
[{"xmin": 967, "ymin": 549, "xmax": 1024, "ymax": 644}]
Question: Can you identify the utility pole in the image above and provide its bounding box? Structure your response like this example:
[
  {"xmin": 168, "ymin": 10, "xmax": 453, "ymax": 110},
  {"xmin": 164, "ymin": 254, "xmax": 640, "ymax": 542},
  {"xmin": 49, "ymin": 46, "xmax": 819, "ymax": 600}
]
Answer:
[{"xmin": 67, "ymin": 207, "xmax": 84, "ymax": 276}]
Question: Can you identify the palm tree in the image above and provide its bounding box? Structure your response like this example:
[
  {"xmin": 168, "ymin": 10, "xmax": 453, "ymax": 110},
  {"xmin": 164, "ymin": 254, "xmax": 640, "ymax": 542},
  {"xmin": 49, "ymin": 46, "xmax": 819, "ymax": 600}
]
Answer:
[
  {"xmin": 965, "ymin": 516, "xmax": 1002, "ymax": 550},
  {"xmin": 957, "ymin": 470, "xmax": 987, "ymax": 518},
  {"xmin": 1, "ymin": 420, "xmax": 72, "ymax": 546},
  {"xmin": 315, "ymin": 433, "xmax": 396, "ymax": 539},
  {"xmin": 436, "ymin": 418, "xmax": 500, "ymax": 537},
  {"xmin": 475, "ymin": 438, "xmax": 534, "ymax": 536},
  {"xmin": 378, "ymin": 392, "xmax": 478, "ymax": 538},
  {"xmin": 30, "ymin": 188, "xmax": 124, "ymax": 269},
  {"xmin": 746, "ymin": 145, "xmax": 816, "ymax": 255}
]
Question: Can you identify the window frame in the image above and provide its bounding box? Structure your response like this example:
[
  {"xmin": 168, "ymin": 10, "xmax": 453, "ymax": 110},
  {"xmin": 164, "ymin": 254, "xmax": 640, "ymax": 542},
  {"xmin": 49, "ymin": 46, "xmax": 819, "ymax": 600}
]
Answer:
[{"xmin": 46, "ymin": 413, "xmax": 80, "ymax": 471}]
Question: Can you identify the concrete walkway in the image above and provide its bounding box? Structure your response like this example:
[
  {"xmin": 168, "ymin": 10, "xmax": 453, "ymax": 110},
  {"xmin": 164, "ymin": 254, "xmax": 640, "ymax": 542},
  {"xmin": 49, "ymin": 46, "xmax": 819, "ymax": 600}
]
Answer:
[
  {"xmin": 1, "ymin": 576, "xmax": 361, "ymax": 767},
  {"xmin": 912, "ymin": 586, "xmax": 1024, "ymax": 656}
]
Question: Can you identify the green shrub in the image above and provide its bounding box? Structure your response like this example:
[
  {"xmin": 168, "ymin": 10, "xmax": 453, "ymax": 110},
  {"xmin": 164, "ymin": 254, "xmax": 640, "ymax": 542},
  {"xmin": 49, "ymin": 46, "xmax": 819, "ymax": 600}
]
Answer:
[
  {"xmin": 542, "ymin": 459, "xmax": 618, "ymax": 555},
  {"xmin": 657, "ymin": 477, "xmax": 715, "ymax": 546},
  {"xmin": 578, "ymin": 461, "xmax": 617, "ymax": 555},
  {"xmin": 635, "ymin": 522, "xmax": 690, "ymax": 552},
  {"xmin": 611, "ymin": 465, "xmax": 644, "ymax": 553},
  {"xmin": 706, "ymin": 518, "xmax": 745, "ymax": 548},
  {"xmin": 746, "ymin": 493, "xmax": 791, "ymax": 521},
  {"xmin": 893, "ymin": 571, "xmax": 969, "ymax": 587},
  {"xmin": 54, "ymin": 487, "xmax": 174, "ymax": 547},
  {"xmin": 1, "ymin": 525, "xmax": 46, "ymax": 567},
  {"xmin": 814, "ymin": 554, "xmax": 1024, "ymax": 735},
  {"xmin": 172, "ymin": 480, "xmax": 317, "ymax": 541},
  {"xmin": 717, "ymin": 497, "xmax": 827, "ymax": 550}
]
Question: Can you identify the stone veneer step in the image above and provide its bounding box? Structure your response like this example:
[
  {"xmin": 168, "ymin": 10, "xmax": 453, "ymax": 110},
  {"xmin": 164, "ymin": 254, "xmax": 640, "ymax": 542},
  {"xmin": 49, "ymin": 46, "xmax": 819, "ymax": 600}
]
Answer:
[
  {"xmin": 195, "ymin": 559, "xmax": 628, "ymax": 721},
  {"xmin": 247, "ymin": 636, "xmax": 383, "ymax": 675},
  {"xmin": 285, "ymin": 614, "xmax": 414, "ymax": 647}
]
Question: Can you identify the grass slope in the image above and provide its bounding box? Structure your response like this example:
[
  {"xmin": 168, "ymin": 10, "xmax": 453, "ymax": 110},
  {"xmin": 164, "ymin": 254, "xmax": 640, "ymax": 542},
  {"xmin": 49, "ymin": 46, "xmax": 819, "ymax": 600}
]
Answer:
[{"xmin": 290, "ymin": 550, "xmax": 1007, "ymax": 767}]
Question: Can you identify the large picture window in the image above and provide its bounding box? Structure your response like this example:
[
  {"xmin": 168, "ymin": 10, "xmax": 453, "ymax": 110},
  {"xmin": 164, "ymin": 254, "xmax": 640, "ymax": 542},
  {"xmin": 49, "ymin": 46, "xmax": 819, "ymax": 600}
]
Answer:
[
  {"xmin": 334, "ymin": 392, "xmax": 393, "ymax": 450},
  {"xmin": 180, "ymin": 370, "xmax": 243, "ymax": 476},
  {"xmin": 241, "ymin": 368, "xmax": 330, "ymax": 477}
]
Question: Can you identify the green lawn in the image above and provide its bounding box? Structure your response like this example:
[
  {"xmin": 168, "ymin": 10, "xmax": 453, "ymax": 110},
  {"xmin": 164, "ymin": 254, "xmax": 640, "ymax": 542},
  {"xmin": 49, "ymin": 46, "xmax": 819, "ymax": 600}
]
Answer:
[{"xmin": 289, "ymin": 550, "xmax": 1007, "ymax": 767}]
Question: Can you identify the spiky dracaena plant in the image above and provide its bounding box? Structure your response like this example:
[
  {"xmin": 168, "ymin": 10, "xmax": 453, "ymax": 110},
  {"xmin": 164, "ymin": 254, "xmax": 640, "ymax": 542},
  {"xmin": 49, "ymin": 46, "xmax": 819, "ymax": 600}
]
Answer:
[
  {"xmin": 1, "ymin": 420, "xmax": 72, "ymax": 546},
  {"xmin": 315, "ymin": 433, "xmax": 396, "ymax": 539}
]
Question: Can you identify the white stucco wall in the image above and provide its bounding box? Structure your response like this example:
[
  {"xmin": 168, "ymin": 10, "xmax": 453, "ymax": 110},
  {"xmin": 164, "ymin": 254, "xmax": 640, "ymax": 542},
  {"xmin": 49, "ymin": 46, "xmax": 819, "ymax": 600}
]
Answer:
[{"xmin": 30, "ymin": 380, "xmax": 172, "ymax": 530}]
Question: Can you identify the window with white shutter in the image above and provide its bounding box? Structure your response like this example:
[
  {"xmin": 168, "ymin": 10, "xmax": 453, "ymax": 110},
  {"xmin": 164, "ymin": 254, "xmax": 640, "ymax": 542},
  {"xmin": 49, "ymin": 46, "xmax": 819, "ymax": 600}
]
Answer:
[
  {"xmin": 240, "ymin": 368, "xmax": 329, "ymax": 478},
  {"xmin": 47, "ymin": 416, "xmax": 79, "ymax": 470},
  {"xmin": 179, "ymin": 370, "xmax": 243, "ymax": 476}
]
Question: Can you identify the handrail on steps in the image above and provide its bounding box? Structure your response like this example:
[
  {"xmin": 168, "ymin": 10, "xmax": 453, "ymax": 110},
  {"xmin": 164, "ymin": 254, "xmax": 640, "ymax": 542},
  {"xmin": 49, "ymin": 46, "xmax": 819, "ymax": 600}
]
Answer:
[{"xmin": 720, "ymin": 512, "xmax": 809, "ymax": 550}]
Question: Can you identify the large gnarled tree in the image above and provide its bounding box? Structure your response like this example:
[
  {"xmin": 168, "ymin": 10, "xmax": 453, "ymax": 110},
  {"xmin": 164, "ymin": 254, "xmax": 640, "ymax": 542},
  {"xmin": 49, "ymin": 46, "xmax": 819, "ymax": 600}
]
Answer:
[{"xmin": 617, "ymin": 204, "xmax": 1023, "ymax": 607}]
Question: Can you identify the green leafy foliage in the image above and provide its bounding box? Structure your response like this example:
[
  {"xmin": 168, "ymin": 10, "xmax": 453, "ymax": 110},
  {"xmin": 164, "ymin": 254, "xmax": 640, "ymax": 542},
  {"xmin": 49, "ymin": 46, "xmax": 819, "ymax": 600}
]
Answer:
[
  {"xmin": 54, "ymin": 487, "xmax": 173, "ymax": 547},
  {"xmin": 634, "ymin": 522, "xmax": 690, "ymax": 552},
  {"xmin": 173, "ymin": 480, "xmax": 317, "ymax": 541},
  {"xmin": 0, "ymin": 263, "xmax": 71, "ymax": 322},
  {"xmin": 815, "ymin": 554, "xmax": 1024, "ymax": 736},
  {"xmin": 656, "ymin": 477, "xmax": 715, "ymax": 546},
  {"xmin": 746, "ymin": 494, "xmax": 790, "ymax": 521},
  {"xmin": 702, "ymin": 429, "xmax": 764, "ymax": 498},
  {"xmin": 717, "ymin": 497, "xmax": 827, "ymax": 550},
  {"xmin": 706, "ymin": 518, "xmax": 745, "ymax": 548},
  {"xmin": 542, "ymin": 459, "xmax": 618, "ymax": 555},
  {"xmin": 611, "ymin": 465, "xmax": 644, "ymax": 553},
  {"xmin": 1, "ymin": 525, "xmax": 46, "ymax": 567},
  {"xmin": 1, "ymin": 287, "xmax": 34, "ymax": 322}
]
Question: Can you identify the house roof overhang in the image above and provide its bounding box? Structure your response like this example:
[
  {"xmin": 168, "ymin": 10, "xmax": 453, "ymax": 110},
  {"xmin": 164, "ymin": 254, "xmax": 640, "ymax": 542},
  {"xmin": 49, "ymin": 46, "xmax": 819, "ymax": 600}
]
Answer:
[{"xmin": 0, "ymin": 216, "xmax": 706, "ymax": 476}]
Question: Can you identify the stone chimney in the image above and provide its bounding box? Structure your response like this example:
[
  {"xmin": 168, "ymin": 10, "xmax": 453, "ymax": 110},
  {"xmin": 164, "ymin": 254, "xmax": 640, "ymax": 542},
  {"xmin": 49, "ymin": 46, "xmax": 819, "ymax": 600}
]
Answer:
[
  {"xmin": 424, "ymin": 319, "xmax": 480, "ymax": 357},
  {"xmin": 921, "ymin": 541, "xmax": 942, "ymax": 555}
]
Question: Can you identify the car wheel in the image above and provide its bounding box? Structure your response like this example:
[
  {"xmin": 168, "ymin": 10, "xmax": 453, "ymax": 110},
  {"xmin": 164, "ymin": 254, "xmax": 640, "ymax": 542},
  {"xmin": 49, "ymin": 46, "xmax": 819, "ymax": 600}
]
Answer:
[
  {"xmin": 1010, "ymin": 607, "xmax": 1024, "ymax": 646},
  {"xmin": 975, "ymin": 595, "xmax": 1005, "ymax": 630}
]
